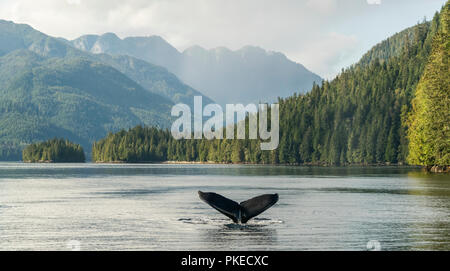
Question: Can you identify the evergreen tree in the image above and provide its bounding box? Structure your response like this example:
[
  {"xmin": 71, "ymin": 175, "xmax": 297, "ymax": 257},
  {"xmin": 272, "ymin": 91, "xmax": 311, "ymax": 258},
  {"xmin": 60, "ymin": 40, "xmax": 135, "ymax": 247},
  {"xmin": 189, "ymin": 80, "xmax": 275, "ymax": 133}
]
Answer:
[
  {"xmin": 91, "ymin": 10, "xmax": 447, "ymax": 167},
  {"xmin": 23, "ymin": 138, "xmax": 85, "ymax": 163},
  {"xmin": 408, "ymin": 2, "xmax": 449, "ymax": 166}
]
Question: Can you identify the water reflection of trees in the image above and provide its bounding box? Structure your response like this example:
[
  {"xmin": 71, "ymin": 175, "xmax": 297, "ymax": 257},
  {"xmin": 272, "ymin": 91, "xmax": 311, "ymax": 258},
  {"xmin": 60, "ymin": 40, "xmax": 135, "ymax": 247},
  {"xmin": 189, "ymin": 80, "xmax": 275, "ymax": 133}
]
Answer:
[{"xmin": 406, "ymin": 173, "xmax": 450, "ymax": 250}]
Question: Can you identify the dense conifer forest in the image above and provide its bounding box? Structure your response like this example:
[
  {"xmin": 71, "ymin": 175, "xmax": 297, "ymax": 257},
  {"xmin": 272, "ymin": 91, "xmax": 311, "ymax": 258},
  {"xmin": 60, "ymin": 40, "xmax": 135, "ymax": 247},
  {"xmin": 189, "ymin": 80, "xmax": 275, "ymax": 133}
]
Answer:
[
  {"xmin": 408, "ymin": 3, "xmax": 449, "ymax": 168},
  {"xmin": 93, "ymin": 4, "xmax": 449, "ymax": 165},
  {"xmin": 22, "ymin": 138, "xmax": 85, "ymax": 163},
  {"xmin": 92, "ymin": 5, "xmax": 449, "ymax": 167}
]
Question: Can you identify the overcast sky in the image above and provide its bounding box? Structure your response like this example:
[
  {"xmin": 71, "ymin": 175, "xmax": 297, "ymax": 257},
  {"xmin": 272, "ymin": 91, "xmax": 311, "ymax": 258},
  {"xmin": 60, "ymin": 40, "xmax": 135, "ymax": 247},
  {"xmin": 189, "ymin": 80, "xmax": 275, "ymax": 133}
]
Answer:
[{"xmin": 0, "ymin": 0, "xmax": 445, "ymax": 78}]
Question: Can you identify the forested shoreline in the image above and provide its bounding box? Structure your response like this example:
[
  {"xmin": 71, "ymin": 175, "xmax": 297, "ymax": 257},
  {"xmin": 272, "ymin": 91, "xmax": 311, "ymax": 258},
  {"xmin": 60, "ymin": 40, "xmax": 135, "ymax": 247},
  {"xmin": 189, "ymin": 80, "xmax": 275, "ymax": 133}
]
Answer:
[
  {"xmin": 22, "ymin": 138, "xmax": 85, "ymax": 163},
  {"xmin": 91, "ymin": 5, "xmax": 448, "ymax": 170},
  {"xmin": 4, "ymin": 4, "xmax": 448, "ymax": 171}
]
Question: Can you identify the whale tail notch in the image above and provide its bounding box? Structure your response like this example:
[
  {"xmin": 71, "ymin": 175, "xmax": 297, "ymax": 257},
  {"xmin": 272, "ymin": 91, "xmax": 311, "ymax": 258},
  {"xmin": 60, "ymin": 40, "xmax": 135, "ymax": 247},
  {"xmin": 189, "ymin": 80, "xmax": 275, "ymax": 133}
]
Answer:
[{"xmin": 198, "ymin": 191, "xmax": 279, "ymax": 224}]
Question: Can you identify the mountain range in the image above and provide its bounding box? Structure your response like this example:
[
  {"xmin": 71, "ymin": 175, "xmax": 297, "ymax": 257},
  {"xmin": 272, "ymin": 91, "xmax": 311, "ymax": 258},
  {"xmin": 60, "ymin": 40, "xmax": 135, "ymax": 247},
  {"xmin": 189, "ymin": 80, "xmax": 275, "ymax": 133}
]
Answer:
[
  {"xmin": 0, "ymin": 19, "xmax": 320, "ymax": 160},
  {"xmin": 0, "ymin": 20, "xmax": 204, "ymax": 159},
  {"xmin": 91, "ymin": 3, "xmax": 449, "ymax": 167},
  {"xmin": 70, "ymin": 34, "xmax": 322, "ymax": 105}
]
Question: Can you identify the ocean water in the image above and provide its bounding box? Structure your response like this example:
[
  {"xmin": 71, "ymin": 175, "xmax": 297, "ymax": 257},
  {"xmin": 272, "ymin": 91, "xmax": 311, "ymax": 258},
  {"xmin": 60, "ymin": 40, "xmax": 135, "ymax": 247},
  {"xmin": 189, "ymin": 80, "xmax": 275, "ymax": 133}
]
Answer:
[{"xmin": 0, "ymin": 163, "xmax": 449, "ymax": 251}]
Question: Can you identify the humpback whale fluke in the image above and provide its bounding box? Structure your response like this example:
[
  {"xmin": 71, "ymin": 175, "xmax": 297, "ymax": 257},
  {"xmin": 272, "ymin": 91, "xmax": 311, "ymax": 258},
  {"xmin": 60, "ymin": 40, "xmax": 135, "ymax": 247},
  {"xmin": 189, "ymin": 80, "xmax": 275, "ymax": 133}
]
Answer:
[{"xmin": 198, "ymin": 191, "xmax": 279, "ymax": 224}]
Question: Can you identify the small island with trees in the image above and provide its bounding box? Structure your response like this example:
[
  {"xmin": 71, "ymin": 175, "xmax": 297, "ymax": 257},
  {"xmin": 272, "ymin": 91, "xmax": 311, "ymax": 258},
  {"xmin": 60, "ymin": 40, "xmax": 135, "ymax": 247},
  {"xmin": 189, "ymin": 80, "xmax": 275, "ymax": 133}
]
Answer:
[{"xmin": 22, "ymin": 138, "xmax": 85, "ymax": 163}]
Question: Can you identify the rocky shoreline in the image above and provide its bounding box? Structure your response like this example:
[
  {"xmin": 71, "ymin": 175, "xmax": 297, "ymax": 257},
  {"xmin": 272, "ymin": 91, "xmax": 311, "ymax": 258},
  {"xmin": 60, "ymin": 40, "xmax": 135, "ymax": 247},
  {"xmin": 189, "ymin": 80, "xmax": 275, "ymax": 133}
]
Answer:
[{"xmin": 426, "ymin": 165, "xmax": 449, "ymax": 173}]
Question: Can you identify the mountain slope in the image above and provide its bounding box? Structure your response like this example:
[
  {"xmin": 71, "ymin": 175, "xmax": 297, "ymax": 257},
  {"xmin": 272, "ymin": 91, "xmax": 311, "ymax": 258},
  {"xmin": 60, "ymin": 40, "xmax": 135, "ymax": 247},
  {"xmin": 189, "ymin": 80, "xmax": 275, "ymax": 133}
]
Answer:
[
  {"xmin": 356, "ymin": 19, "xmax": 434, "ymax": 67},
  {"xmin": 71, "ymin": 33, "xmax": 181, "ymax": 72},
  {"xmin": 90, "ymin": 9, "xmax": 445, "ymax": 165},
  {"xmin": 0, "ymin": 19, "xmax": 212, "ymax": 106},
  {"xmin": 0, "ymin": 20, "xmax": 84, "ymax": 59},
  {"xmin": 0, "ymin": 50, "xmax": 173, "ymax": 157},
  {"xmin": 272, "ymin": 17, "xmax": 438, "ymax": 165},
  {"xmin": 94, "ymin": 53, "xmax": 214, "ymax": 105},
  {"xmin": 179, "ymin": 45, "xmax": 322, "ymax": 105},
  {"xmin": 71, "ymin": 34, "xmax": 322, "ymax": 105},
  {"xmin": 0, "ymin": 20, "xmax": 214, "ymax": 160}
]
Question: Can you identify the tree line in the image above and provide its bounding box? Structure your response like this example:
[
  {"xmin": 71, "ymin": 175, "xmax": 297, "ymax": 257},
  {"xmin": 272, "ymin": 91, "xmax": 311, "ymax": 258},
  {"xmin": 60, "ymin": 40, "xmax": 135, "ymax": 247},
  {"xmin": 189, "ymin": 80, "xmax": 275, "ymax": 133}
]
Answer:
[
  {"xmin": 407, "ymin": 2, "xmax": 449, "ymax": 168},
  {"xmin": 22, "ymin": 138, "xmax": 85, "ymax": 163},
  {"xmin": 9, "ymin": 3, "xmax": 450, "ymax": 167},
  {"xmin": 92, "ymin": 8, "xmax": 448, "ymax": 166}
]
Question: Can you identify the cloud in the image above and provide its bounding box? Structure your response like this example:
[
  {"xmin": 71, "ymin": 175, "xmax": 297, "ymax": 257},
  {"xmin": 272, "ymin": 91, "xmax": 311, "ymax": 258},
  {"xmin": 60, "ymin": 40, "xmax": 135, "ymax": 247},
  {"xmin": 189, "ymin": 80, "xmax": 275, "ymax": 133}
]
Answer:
[
  {"xmin": 367, "ymin": 0, "xmax": 382, "ymax": 5},
  {"xmin": 306, "ymin": 0, "xmax": 338, "ymax": 14},
  {"xmin": 66, "ymin": 0, "xmax": 81, "ymax": 5},
  {"xmin": 294, "ymin": 32, "xmax": 359, "ymax": 79}
]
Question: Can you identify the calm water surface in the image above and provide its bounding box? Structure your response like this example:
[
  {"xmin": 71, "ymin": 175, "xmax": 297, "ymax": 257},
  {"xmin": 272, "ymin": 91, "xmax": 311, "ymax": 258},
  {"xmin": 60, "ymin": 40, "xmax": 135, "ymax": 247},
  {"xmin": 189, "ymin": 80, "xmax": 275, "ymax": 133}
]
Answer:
[{"xmin": 0, "ymin": 163, "xmax": 449, "ymax": 251}]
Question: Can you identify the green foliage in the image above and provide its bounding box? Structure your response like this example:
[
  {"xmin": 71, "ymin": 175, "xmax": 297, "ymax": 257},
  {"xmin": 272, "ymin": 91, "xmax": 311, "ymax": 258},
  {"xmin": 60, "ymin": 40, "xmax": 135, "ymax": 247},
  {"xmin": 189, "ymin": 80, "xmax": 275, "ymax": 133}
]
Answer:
[
  {"xmin": 92, "ymin": 126, "xmax": 169, "ymax": 162},
  {"xmin": 357, "ymin": 17, "xmax": 435, "ymax": 67},
  {"xmin": 272, "ymin": 15, "xmax": 438, "ymax": 165},
  {"xmin": 0, "ymin": 20, "xmax": 211, "ymax": 161},
  {"xmin": 22, "ymin": 138, "xmax": 85, "ymax": 163},
  {"xmin": 92, "ymin": 13, "xmax": 443, "ymax": 165},
  {"xmin": 92, "ymin": 125, "xmax": 273, "ymax": 164},
  {"xmin": 3, "ymin": 10, "xmax": 447, "ymax": 164},
  {"xmin": 95, "ymin": 54, "xmax": 215, "ymax": 106},
  {"xmin": 408, "ymin": 2, "xmax": 450, "ymax": 166},
  {"xmin": 0, "ymin": 142, "xmax": 23, "ymax": 161},
  {"xmin": 0, "ymin": 50, "xmax": 173, "ymax": 161}
]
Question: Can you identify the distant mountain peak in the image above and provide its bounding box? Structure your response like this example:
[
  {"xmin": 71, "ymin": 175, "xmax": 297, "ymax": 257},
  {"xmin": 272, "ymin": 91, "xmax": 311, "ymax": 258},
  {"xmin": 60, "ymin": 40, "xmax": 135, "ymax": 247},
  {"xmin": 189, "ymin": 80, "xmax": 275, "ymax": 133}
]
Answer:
[
  {"xmin": 0, "ymin": 20, "xmax": 215, "ymax": 157},
  {"xmin": 70, "ymin": 34, "xmax": 98, "ymax": 51},
  {"xmin": 123, "ymin": 35, "xmax": 167, "ymax": 42},
  {"xmin": 238, "ymin": 45, "xmax": 266, "ymax": 53},
  {"xmin": 0, "ymin": 19, "xmax": 32, "ymax": 29},
  {"xmin": 100, "ymin": 32, "xmax": 120, "ymax": 40},
  {"xmin": 70, "ymin": 32, "xmax": 321, "ymax": 104},
  {"xmin": 183, "ymin": 45, "xmax": 207, "ymax": 55}
]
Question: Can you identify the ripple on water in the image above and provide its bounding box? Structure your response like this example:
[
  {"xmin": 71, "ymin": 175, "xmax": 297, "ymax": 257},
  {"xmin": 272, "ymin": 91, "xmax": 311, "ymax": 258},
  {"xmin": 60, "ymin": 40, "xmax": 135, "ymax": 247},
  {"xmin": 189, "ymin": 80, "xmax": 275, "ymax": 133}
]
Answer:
[{"xmin": 177, "ymin": 217, "xmax": 283, "ymax": 227}]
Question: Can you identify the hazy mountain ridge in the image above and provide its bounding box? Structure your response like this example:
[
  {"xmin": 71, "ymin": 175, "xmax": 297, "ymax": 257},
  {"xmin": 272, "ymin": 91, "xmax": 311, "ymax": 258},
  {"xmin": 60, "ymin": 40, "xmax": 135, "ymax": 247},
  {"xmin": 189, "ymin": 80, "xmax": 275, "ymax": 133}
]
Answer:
[
  {"xmin": 71, "ymin": 34, "xmax": 322, "ymax": 105},
  {"xmin": 94, "ymin": 53, "xmax": 213, "ymax": 105},
  {"xmin": 0, "ymin": 20, "xmax": 86, "ymax": 59},
  {"xmin": 0, "ymin": 49, "xmax": 173, "ymax": 154},
  {"xmin": 0, "ymin": 20, "xmax": 212, "ymax": 160},
  {"xmin": 356, "ymin": 15, "xmax": 439, "ymax": 67},
  {"xmin": 0, "ymin": 19, "xmax": 212, "ymax": 105},
  {"xmin": 71, "ymin": 33, "xmax": 181, "ymax": 72},
  {"xmin": 88, "ymin": 6, "xmax": 448, "ymax": 166}
]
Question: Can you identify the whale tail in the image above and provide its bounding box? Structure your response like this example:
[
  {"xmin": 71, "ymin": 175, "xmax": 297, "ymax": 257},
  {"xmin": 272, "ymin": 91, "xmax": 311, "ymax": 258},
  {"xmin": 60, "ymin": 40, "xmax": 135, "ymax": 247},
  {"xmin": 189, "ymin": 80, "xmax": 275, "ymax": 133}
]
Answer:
[{"xmin": 198, "ymin": 191, "xmax": 279, "ymax": 224}]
